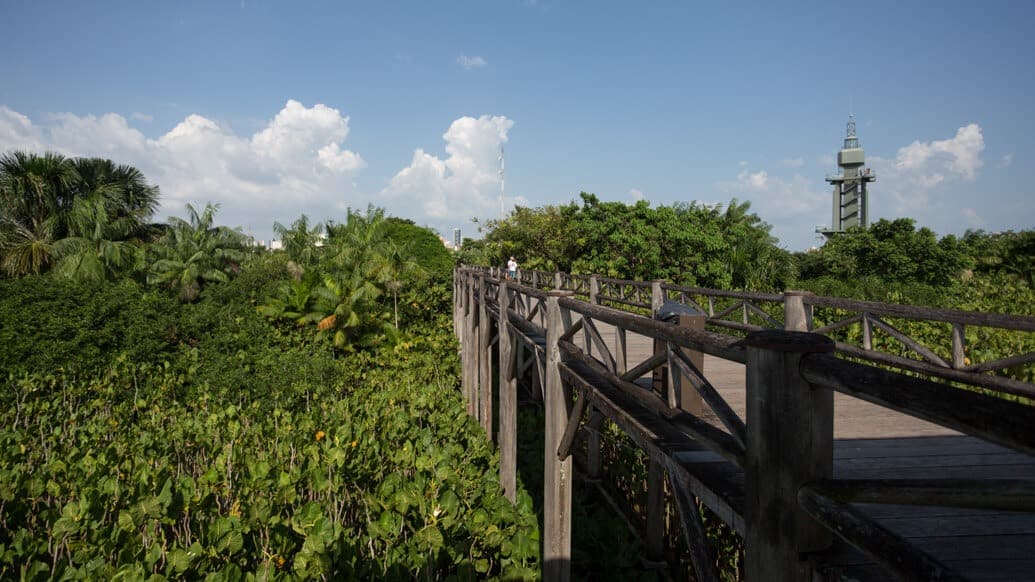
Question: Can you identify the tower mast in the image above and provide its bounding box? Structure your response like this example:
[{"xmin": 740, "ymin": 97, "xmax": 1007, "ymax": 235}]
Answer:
[
  {"xmin": 817, "ymin": 114, "xmax": 876, "ymax": 240},
  {"xmin": 498, "ymin": 145, "xmax": 505, "ymax": 218}
]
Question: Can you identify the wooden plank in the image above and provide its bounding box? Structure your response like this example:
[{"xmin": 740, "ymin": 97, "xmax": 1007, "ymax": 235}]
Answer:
[
  {"xmin": 798, "ymin": 485, "xmax": 968, "ymax": 582},
  {"xmin": 802, "ymin": 353, "xmax": 1035, "ymax": 455},
  {"xmin": 806, "ymin": 478, "xmax": 1035, "ymax": 511},
  {"xmin": 667, "ymin": 472, "xmax": 721, "ymax": 582},
  {"xmin": 804, "ymin": 294, "xmax": 1035, "ymax": 331}
]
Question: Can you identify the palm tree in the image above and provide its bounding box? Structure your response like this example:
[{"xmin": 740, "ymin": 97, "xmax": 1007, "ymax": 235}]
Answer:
[
  {"xmin": 272, "ymin": 214, "xmax": 324, "ymax": 267},
  {"xmin": 0, "ymin": 152, "xmax": 78, "ymax": 276},
  {"xmin": 70, "ymin": 157, "xmax": 160, "ymax": 237},
  {"xmin": 148, "ymin": 203, "xmax": 246, "ymax": 301},
  {"xmin": 372, "ymin": 239, "xmax": 424, "ymax": 328},
  {"xmin": 303, "ymin": 271, "xmax": 392, "ymax": 351},
  {"xmin": 52, "ymin": 196, "xmax": 143, "ymax": 282},
  {"xmin": 0, "ymin": 151, "xmax": 161, "ymax": 277}
]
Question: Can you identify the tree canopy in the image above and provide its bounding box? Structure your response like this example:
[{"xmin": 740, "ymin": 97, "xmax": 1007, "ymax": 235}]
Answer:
[{"xmin": 471, "ymin": 193, "xmax": 795, "ymax": 291}]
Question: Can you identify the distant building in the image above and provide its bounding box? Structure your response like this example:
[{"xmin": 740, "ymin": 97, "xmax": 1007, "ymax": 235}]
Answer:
[{"xmin": 817, "ymin": 114, "xmax": 876, "ymax": 239}]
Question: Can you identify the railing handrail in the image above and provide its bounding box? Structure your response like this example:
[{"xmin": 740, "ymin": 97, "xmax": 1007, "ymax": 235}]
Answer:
[
  {"xmin": 464, "ymin": 265, "xmax": 1034, "ymax": 396},
  {"xmin": 453, "ymin": 267, "xmax": 1035, "ymax": 581}
]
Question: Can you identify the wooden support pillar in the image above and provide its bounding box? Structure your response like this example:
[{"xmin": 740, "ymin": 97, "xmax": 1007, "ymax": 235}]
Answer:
[
  {"xmin": 554, "ymin": 271, "xmax": 563, "ymax": 290},
  {"xmin": 498, "ymin": 281, "xmax": 518, "ymax": 502},
  {"xmin": 586, "ymin": 408, "xmax": 602, "ymax": 481},
  {"xmin": 646, "ymin": 457, "xmax": 666, "ymax": 563},
  {"xmin": 463, "ymin": 275, "xmax": 476, "ymax": 416},
  {"xmin": 589, "ymin": 275, "xmax": 599, "ymax": 305},
  {"xmin": 544, "ymin": 290, "xmax": 575, "ymax": 582},
  {"xmin": 615, "ymin": 327, "xmax": 627, "ymax": 375},
  {"xmin": 478, "ymin": 274, "xmax": 492, "ymax": 436},
  {"xmin": 784, "ymin": 290, "xmax": 813, "ymax": 332},
  {"xmin": 744, "ymin": 330, "xmax": 834, "ymax": 582},
  {"xmin": 668, "ymin": 313, "xmax": 705, "ymax": 415},
  {"xmin": 651, "ymin": 280, "xmax": 666, "ymax": 395}
]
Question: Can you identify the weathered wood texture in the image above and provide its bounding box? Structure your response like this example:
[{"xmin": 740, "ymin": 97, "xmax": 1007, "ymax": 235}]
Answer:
[{"xmin": 455, "ymin": 269, "xmax": 1035, "ymax": 582}]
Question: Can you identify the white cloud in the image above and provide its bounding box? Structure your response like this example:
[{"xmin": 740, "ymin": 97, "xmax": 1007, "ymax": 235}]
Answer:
[
  {"xmin": 781, "ymin": 157, "xmax": 804, "ymax": 168},
  {"xmin": 131, "ymin": 112, "xmax": 154, "ymax": 122},
  {"xmin": 457, "ymin": 55, "xmax": 488, "ymax": 70},
  {"xmin": 997, "ymin": 153, "xmax": 1013, "ymax": 168},
  {"xmin": 892, "ymin": 123, "xmax": 984, "ymax": 180},
  {"xmin": 716, "ymin": 168, "xmax": 828, "ymax": 249},
  {"xmin": 0, "ymin": 101, "xmax": 366, "ymax": 238},
  {"xmin": 870, "ymin": 123, "xmax": 985, "ymax": 216},
  {"xmin": 380, "ymin": 115, "xmax": 513, "ymax": 229},
  {"xmin": 629, "ymin": 188, "xmax": 644, "ymax": 202},
  {"xmin": 0, "ymin": 106, "xmax": 45, "ymax": 152}
]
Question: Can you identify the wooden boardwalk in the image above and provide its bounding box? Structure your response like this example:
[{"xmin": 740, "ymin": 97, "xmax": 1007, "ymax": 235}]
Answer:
[{"xmin": 582, "ymin": 323, "xmax": 1035, "ymax": 581}]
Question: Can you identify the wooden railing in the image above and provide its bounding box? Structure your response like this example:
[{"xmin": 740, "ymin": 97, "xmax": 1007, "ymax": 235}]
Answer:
[
  {"xmin": 484, "ymin": 266, "xmax": 1035, "ymax": 398},
  {"xmin": 454, "ymin": 267, "xmax": 1035, "ymax": 581}
]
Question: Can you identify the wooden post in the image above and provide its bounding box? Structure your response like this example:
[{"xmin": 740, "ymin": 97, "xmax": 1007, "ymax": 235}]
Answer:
[
  {"xmin": 544, "ymin": 290, "xmax": 575, "ymax": 582},
  {"xmin": 951, "ymin": 323, "xmax": 966, "ymax": 368},
  {"xmin": 464, "ymin": 274, "xmax": 476, "ymax": 416},
  {"xmin": 586, "ymin": 409, "xmax": 602, "ymax": 481},
  {"xmin": 478, "ymin": 274, "xmax": 492, "ymax": 436},
  {"xmin": 615, "ymin": 327, "xmax": 627, "ymax": 375},
  {"xmin": 744, "ymin": 330, "xmax": 834, "ymax": 581},
  {"xmin": 651, "ymin": 280, "xmax": 666, "ymax": 395},
  {"xmin": 669, "ymin": 313, "xmax": 705, "ymax": 415},
  {"xmin": 554, "ymin": 271, "xmax": 563, "ymax": 290},
  {"xmin": 784, "ymin": 290, "xmax": 813, "ymax": 332},
  {"xmin": 589, "ymin": 275, "xmax": 599, "ymax": 305},
  {"xmin": 498, "ymin": 280, "xmax": 518, "ymax": 502},
  {"xmin": 646, "ymin": 457, "xmax": 666, "ymax": 563}
]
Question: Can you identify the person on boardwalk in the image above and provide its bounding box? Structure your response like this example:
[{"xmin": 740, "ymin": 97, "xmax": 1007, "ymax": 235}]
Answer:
[{"xmin": 507, "ymin": 256, "xmax": 518, "ymax": 280}]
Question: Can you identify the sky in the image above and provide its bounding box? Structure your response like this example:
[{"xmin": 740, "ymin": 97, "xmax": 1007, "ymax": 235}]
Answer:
[{"xmin": 1, "ymin": 0, "xmax": 1033, "ymax": 250}]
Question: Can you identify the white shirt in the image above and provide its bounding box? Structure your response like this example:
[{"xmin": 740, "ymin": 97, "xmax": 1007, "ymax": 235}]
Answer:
[{"xmin": 507, "ymin": 259, "xmax": 517, "ymax": 271}]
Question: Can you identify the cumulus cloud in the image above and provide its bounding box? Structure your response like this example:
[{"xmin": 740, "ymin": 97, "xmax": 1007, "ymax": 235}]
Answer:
[
  {"xmin": 380, "ymin": 115, "xmax": 513, "ymax": 229},
  {"xmin": 0, "ymin": 101, "xmax": 366, "ymax": 238},
  {"xmin": 457, "ymin": 55, "xmax": 488, "ymax": 70},
  {"xmin": 131, "ymin": 112, "xmax": 154, "ymax": 122},
  {"xmin": 716, "ymin": 167, "xmax": 828, "ymax": 249},
  {"xmin": 870, "ymin": 123, "xmax": 985, "ymax": 216},
  {"xmin": 629, "ymin": 188, "xmax": 645, "ymax": 202}
]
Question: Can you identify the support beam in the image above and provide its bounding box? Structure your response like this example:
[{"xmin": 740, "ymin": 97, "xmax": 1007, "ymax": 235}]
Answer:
[
  {"xmin": 544, "ymin": 290, "xmax": 575, "ymax": 582},
  {"xmin": 498, "ymin": 281, "xmax": 518, "ymax": 502}
]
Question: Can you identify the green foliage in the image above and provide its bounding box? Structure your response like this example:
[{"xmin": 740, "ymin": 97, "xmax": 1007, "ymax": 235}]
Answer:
[
  {"xmin": 148, "ymin": 203, "xmax": 247, "ymax": 302},
  {"xmin": 259, "ymin": 207, "xmax": 440, "ymax": 352},
  {"xmin": 382, "ymin": 217, "xmax": 454, "ymax": 280},
  {"xmin": 962, "ymin": 229, "xmax": 1035, "ymax": 286},
  {"xmin": 272, "ymin": 214, "xmax": 325, "ymax": 267},
  {"xmin": 477, "ymin": 193, "xmax": 794, "ymax": 291},
  {"xmin": 0, "ymin": 273, "xmax": 540, "ymax": 579},
  {"xmin": 0, "ymin": 275, "xmax": 183, "ymax": 375},
  {"xmin": 798, "ymin": 218, "xmax": 969, "ymax": 287},
  {"xmin": 0, "ymin": 151, "xmax": 159, "ymax": 279}
]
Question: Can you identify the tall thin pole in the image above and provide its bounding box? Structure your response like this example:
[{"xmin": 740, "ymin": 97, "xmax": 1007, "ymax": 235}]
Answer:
[{"xmin": 499, "ymin": 145, "xmax": 505, "ymax": 219}]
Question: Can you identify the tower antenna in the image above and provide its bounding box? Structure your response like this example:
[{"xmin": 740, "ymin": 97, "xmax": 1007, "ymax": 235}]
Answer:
[{"xmin": 498, "ymin": 145, "xmax": 505, "ymax": 218}]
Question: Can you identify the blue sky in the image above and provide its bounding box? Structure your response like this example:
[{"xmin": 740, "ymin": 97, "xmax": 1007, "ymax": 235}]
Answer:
[{"xmin": 1, "ymin": 0, "xmax": 1032, "ymax": 250}]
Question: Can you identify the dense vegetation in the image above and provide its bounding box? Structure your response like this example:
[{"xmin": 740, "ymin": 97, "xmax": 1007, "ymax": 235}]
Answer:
[
  {"xmin": 1, "ymin": 152, "xmax": 541, "ymax": 579},
  {"xmin": 462, "ymin": 193, "xmax": 795, "ymax": 291},
  {"xmin": 3, "ymin": 150, "xmax": 1031, "ymax": 579}
]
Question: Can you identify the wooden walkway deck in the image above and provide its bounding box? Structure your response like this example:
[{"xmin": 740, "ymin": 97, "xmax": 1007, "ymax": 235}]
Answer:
[{"xmin": 581, "ymin": 324, "xmax": 1035, "ymax": 581}]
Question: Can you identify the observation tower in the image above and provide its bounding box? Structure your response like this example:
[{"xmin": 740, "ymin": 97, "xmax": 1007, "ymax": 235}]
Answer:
[{"xmin": 817, "ymin": 114, "xmax": 876, "ymax": 239}]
